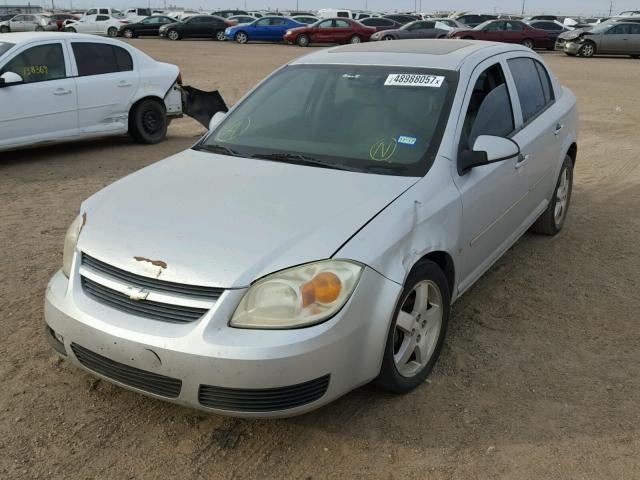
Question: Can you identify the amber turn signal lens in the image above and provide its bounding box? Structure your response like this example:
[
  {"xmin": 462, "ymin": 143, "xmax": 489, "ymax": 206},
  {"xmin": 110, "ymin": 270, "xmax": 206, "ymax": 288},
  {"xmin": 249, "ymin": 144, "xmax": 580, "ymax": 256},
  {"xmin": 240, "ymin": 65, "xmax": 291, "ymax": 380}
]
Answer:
[{"xmin": 301, "ymin": 272, "xmax": 342, "ymax": 307}]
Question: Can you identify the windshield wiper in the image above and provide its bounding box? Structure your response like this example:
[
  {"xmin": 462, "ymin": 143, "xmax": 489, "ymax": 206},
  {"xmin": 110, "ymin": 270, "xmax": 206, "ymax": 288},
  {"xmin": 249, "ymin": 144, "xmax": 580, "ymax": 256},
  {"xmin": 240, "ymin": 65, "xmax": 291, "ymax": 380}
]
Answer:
[
  {"xmin": 251, "ymin": 152, "xmax": 352, "ymax": 171},
  {"xmin": 193, "ymin": 144, "xmax": 242, "ymax": 157}
]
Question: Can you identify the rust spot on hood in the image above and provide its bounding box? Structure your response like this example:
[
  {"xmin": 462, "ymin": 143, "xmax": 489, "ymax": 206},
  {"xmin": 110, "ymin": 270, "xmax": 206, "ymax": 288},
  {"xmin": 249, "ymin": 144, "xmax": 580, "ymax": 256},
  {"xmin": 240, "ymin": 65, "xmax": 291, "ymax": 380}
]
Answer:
[{"xmin": 134, "ymin": 256, "xmax": 168, "ymax": 269}]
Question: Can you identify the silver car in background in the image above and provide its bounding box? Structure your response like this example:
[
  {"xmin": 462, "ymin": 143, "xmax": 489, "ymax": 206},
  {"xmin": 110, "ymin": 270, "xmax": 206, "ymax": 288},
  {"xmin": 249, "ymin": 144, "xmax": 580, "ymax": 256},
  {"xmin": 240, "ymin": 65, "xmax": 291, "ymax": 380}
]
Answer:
[
  {"xmin": 44, "ymin": 40, "xmax": 578, "ymax": 417},
  {"xmin": 560, "ymin": 20, "xmax": 640, "ymax": 56},
  {"xmin": 0, "ymin": 14, "xmax": 57, "ymax": 33}
]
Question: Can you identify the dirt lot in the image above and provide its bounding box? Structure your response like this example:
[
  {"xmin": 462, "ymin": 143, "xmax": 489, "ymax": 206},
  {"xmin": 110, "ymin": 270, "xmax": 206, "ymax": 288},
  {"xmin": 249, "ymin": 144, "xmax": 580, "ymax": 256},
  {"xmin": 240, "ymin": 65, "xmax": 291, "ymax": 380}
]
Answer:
[{"xmin": 1, "ymin": 40, "xmax": 639, "ymax": 479}]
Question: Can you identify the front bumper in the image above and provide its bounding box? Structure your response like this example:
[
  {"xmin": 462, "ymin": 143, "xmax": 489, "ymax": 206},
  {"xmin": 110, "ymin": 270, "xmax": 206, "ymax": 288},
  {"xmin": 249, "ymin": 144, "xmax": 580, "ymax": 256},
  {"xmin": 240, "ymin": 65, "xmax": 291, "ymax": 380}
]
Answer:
[
  {"xmin": 563, "ymin": 41, "xmax": 582, "ymax": 54},
  {"xmin": 44, "ymin": 265, "xmax": 401, "ymax": 418}
]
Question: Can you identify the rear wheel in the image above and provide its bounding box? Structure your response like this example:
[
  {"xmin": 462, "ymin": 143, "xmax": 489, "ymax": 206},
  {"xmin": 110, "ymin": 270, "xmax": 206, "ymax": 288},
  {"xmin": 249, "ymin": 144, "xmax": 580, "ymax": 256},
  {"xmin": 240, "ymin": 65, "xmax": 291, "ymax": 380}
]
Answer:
[
  {"xmin": 65, "ymin": 26, "xmax": 76, "ymax": 33},
  {"xmin": 123, "ymin": 28, "xmax": 134, "ymax": 38},
  {"xmin": 129, "ymin": 99, "xmax": 167, "ymax": 145},
  {"xmin": 107, "ymin": 26, "xmax": 118, "ymax": 37},
  {"xmin": 521, "ymin": 38, "xmax": 534, "ymax": 49},
  {"xmin": 631, "ymin": 54, "xmax": 640, "ymax": 59},
  {"xmin": 579, "ymin": 41, "xmax": 596, "ymax": 57},
  {"xmin": 167, "ymin": 29, "xmax": 180, "ymax": 41},
  {"xmin": 382, "ymin": 35, "xmax": 394, "ymax": 41},
  {"xmin": 296, "ymin": 34, "xmax": 310, "ymax": 47},
  {"xmin": 530, "ymin": 155, "xmax": 573, "ymax": 235},
  {"xmin": 349, "ymin": 34, "xmax": 361, "ymax": 44},
  {"xmin": 376, "ymin": 261, "xmax": 450, "ymax": 393},
  {"xmin": 215, "ymin": 29, "xmax": 226, "ymax": 41},
  {"xmin": 235, "ymin": 31, "xmax": 248, "ymax": 44}
]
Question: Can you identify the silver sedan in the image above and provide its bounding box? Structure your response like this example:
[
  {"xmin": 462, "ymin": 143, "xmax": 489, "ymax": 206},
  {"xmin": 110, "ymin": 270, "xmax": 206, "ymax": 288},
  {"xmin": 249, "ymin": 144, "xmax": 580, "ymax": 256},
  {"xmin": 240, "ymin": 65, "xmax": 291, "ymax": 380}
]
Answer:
[{"xmin": 44, "ymin": 40, "xmax": 578, "ymax": 417}]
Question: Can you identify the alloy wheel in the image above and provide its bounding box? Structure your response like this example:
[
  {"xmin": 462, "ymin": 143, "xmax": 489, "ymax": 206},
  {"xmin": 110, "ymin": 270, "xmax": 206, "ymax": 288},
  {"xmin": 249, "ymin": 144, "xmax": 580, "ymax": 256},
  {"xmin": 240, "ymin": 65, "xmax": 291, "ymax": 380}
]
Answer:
[
  {"xmin": 236, "ymin": 32, "xmax": 248, "ymax": 44},
  {"xmin": 393, "ymin": 280, "xmax": 443, "ymax": 378},
  {"xmin": 554, "ymin": 167, "xmax": 570, "ymax": 228},
  {"xmin": 522, "ymin": 39, "xmax": 533, "ymax": 49},
  {"xmin": 216, "ymin": 30, "xmax": 226, "ymax": 41},
  {"xmin": 123, "ymin": 29, "xmax": 133, "ymax": 38},
  {"xmin": 168, "ymin": 30, "xmax": 179, "ymax": 40},
  {"xmin": 350, "ymin": 35, "xmax": 361, "ymax": 44},
  {"xmin": 580, "ymin": 43, "xmax": 595, "ymax": 57}
]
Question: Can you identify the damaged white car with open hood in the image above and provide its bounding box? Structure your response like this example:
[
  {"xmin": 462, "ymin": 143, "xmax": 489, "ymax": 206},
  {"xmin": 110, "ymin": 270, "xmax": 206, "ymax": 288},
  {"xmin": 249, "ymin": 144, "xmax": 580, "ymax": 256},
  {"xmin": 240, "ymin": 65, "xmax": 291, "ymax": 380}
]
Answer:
[
  {"xmin": 44, "ymin": 40, "xmax": 578, "ymax": 417},
  {"xmin": 0, "ymin": 32, "xmax": 224, "ymax": 152}
]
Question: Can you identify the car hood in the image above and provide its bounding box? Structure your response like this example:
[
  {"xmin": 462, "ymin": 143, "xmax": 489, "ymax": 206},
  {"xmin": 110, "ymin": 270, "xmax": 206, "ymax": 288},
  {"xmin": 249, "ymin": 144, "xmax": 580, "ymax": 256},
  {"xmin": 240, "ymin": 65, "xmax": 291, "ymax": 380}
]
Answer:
[
  {"xmin": 559, "ymin": 28, "xmax": 588, "ymax": 39},
  {"xmin": 78, "ymin": 149, "xmax": 417, "ymax": 288}
]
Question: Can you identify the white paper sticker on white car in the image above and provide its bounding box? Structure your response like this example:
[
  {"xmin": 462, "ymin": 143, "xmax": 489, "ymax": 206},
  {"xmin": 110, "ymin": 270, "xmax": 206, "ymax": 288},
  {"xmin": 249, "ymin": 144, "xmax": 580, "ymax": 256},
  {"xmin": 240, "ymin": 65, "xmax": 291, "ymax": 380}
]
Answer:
[{"xmin": 384, "ymin": 74, "xmax": 445, "ymax": 88}]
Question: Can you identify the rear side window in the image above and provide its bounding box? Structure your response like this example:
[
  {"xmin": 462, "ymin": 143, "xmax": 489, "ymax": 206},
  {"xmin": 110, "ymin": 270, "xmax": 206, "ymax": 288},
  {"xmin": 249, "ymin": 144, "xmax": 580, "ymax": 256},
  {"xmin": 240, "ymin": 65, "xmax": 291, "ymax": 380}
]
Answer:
[
  {"xmin": 96, "ymin": 15, "xmax": 110, "ymax": 21},
  {"xmin": 72, "ymin": 43, "xmax": 133, "ymax": 77},
  {"xmin": 508, "ymin": 57, "xmax": 551, "ymax": 123},
  {"xmin": 0, "ymin": 43, "xmax": 66, "ymax": 83}
]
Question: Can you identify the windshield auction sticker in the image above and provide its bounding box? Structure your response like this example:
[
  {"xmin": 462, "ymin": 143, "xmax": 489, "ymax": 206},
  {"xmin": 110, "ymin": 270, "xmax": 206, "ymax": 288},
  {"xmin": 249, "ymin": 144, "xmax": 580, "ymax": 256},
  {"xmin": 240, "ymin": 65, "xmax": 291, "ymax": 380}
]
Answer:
[{"xmin": 384, "ymin": 74, "xmax": 445, "ymax": 88}]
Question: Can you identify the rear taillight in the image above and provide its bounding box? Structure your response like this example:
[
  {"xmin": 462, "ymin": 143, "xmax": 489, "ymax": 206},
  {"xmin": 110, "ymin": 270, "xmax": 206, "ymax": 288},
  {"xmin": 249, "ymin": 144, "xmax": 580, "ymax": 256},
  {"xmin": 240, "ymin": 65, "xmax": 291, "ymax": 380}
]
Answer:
[{"xmin": 176, "ymin": 72, "xmax": 182, "ymax": 85}]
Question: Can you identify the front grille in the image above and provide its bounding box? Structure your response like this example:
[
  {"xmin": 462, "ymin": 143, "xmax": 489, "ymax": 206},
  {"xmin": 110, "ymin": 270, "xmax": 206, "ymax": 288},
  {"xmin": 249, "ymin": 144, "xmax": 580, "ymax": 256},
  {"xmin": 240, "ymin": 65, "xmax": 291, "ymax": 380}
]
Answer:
[
  {"xmin": 198, "ymin": 375, "xmax": 330, "ymax": 412},
  {"xmin": 82, "ymin": 276, "xmax": 208, "ymax": 323},
  {"xmin": 71, "ymin": 343, "xmax": 182, "ymax": 398},
  {"xmin": 81, "ymin": 253, "xmax": 223, "ymax": 300}
]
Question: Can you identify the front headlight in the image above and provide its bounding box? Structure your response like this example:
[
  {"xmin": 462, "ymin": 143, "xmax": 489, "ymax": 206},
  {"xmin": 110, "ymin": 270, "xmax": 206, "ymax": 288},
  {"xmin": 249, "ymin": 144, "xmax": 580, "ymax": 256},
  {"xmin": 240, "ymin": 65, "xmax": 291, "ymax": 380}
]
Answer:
[
  {"xmin": 230, "ymin": 260, "xmax": 364, "ymax": 329},
  {"xmin": 62, "ymin": 214, "xmax": 83, "ymax": 278},
  {"xmin": 286, "ymin": 30, "xmax": 292, "ymax": 35}
]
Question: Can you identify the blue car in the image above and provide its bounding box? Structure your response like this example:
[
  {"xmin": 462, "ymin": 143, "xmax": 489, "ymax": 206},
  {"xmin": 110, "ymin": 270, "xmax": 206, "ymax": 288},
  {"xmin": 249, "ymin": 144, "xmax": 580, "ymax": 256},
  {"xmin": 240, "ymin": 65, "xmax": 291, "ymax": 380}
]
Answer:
[{"xmin": 225, "ymin": 16, "xmax": 304, "ymax": 43}]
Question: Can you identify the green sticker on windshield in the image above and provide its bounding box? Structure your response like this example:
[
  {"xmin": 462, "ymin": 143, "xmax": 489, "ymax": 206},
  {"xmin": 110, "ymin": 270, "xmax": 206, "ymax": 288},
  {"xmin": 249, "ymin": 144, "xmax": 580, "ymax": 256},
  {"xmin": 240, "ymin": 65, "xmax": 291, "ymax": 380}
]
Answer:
[{"xmin": 370, "ymin": 138, "xmax": 397, "ymax": 161}]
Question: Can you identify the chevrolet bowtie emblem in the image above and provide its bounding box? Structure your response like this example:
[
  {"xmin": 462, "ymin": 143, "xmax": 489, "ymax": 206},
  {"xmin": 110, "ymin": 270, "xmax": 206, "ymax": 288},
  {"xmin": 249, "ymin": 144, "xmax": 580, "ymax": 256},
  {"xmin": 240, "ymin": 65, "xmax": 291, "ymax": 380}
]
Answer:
[{"xmin": 125, "ymin": 286, "xmax": 149, "ymax": 301}]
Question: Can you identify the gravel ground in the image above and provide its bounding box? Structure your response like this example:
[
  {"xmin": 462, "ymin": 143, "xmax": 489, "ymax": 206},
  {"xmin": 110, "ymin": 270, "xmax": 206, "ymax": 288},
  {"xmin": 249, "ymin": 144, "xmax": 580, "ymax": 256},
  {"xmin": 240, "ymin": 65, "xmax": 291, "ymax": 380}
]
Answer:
[{"xmin": 1, "ymin": 40, "xmax": 639, "ymax": 479}]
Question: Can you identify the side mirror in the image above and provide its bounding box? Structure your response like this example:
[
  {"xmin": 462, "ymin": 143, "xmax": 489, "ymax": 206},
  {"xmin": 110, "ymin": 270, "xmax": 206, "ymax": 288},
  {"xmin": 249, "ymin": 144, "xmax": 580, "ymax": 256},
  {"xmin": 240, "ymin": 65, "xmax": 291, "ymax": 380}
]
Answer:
[
  {"xmin": 458, "ymin": 135, "xmax": 520, "ymax": 175},
  {"xmin": 0, "ymin": 71, "xmax": 24, "ymax": 87},
  {"xmin": 209, "ymin": 111, "xmax": 227, "ymax": 131}
]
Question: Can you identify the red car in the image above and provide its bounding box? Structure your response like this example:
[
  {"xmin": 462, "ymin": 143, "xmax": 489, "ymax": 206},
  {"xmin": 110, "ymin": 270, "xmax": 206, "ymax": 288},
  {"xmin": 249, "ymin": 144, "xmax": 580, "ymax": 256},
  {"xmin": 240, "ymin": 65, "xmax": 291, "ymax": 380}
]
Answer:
[
  {"xmin": 48, "ymin": 13, "xmax": 80, "ymax": 31},
  {"xmin": 448, "ymin": 19, "xmax": 552, "ymax": 50},
  {"xmin": 284, "ymin": 18, "xmax": 376, "ymax": 47}
]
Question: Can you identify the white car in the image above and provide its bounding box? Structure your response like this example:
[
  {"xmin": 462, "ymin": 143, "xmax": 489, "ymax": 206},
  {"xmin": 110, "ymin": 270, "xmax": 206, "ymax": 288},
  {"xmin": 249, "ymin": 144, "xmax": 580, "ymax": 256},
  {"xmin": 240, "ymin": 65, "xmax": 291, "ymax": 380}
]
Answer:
[
  {"xmin": 44, "ymin": 40, "xmax": 578, "ymax": 417},
  {"xmin": 0, "ymin": 32, "xmax": 184, "ymax": 152},
  {"xmin": 0, "ymin": 14, "xmax": 57, "ymax": 33},
  {"xmin": 64, "ymin": 14, "xmax": 127, "ymax": 37}
]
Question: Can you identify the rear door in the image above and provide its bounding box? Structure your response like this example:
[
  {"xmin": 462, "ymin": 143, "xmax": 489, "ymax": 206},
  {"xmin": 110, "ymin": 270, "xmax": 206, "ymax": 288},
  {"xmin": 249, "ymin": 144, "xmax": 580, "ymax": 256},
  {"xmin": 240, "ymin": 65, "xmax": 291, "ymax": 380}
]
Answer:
[
  {"xmin": 333, "ymin": 19, "xmax": 353, "ymax": 42},
  {"xmin": 69, "ymin": 41, "xmax": 139, "ymax": 135},
  {"xmin": 600, "ymin": 24, "xmax": 631, "ymax": 52},
  {"xmin": 94, "ymin": 15, "xmax": 112, "ymax": 34},
  {"xmin": 629, "ymin": 24, "xmax": 640, "ymax": 53},
  {"xmin": 0, "ymin": 41, "xmax": 78, "ymax": 148},
  {"xmin": 505, "ymin": 56, "xmax": 563, "ymax": 224}
]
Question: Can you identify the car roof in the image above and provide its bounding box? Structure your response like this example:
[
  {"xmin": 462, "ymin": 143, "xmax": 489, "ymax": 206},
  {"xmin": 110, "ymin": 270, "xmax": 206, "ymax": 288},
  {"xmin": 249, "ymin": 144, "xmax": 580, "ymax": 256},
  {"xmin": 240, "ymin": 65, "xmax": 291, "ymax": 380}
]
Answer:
[
  {"xmin": 290, "ymin": 39, "xmax": 530, "ymax": 71},
  {"xmin": 0, "ymin": 32, "xmax": 123, "ymax": 45}
]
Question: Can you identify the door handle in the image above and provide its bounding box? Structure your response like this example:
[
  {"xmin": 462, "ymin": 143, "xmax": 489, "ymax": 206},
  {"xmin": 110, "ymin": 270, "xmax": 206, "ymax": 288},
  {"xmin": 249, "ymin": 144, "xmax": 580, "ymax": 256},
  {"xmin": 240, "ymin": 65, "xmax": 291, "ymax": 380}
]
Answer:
[
  {"xmin": 515, "ymin": 153, "xmax": 530, "ymax": 169},
  {"xmin": 117, "ymin": 81, "xmax": 133, "ymax": 88},
  {"xmin": 554, "ymin": 123, "xmax": 564, "ymax": 135},
  {"xmin": 53, "ymin": 88, "xmax": 72, "ymax": 95}
]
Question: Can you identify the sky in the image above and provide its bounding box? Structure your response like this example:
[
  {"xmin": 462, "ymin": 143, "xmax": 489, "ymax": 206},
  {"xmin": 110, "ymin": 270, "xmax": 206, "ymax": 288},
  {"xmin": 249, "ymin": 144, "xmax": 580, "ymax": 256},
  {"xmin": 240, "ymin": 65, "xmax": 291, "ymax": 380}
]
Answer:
[{"xmin": 29, "ymin": 0, "xmax": 640, "ymax": 17}]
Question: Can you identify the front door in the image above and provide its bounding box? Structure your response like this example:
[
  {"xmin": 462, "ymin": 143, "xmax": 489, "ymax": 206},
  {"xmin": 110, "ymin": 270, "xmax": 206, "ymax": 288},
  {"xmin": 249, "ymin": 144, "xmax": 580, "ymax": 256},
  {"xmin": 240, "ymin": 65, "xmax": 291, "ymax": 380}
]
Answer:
[
  {"xmin": 600, "ymin": 24, "xmax": 631, "ymax": 53},
  {"xmin": 0, "ymin": 41, "xmax": 78, "ymax": 149},
  {"xmin": 453, "ymin": 58, "xmax": 530, "ymax": 293}
]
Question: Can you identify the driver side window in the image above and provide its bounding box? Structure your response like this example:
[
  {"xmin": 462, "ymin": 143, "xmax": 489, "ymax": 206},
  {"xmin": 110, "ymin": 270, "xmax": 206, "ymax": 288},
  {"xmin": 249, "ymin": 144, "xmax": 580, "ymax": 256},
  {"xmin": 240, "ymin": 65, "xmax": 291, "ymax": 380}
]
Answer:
[
  {"xmin": 318, "ymin": 20, "xmax": 334, "ymax": 29},
  {"xmin": 460, "ymin": 63, "xmax": 515, "ymax": 150},
  {"xmin": 0, "ymin": 44, "xmax": 67, "ymax": 84}
]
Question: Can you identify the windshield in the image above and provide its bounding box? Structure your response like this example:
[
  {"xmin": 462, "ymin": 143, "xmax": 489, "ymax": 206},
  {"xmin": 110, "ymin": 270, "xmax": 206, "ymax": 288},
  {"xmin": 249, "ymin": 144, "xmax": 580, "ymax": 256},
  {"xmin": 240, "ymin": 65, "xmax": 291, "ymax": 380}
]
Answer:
[
  {"xmin": 198, "ymin": 65, "xmax": 457, "ymax": 177},
  {"xmin": 473, "ymin": 20, "xmax": 493, "ymax": 30},
  {"xmin": 0, "ymin": 42, "xmax": 14, "ymax": 59}
]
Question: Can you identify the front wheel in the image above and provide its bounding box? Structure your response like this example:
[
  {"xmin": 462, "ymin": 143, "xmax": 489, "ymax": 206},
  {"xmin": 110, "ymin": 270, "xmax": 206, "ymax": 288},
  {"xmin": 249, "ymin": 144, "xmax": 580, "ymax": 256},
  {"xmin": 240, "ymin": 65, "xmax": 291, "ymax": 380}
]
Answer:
[
  {"xmin": 296, "ymin": 34, "xmax": 310, "ymax": 47},
  {"xmin": 521, "ymin": 38, "xmax": 534, "ymax": 49},
  {"xmin": 123, "ymin": 28, "xmax": 134, "ymax": 38},
  {"xmin": 349, "ymin": 34, "xmax": 361, "ymax": 44},
  {"xmin": 65, "ymin": 26, "xmax": 76, "ymax": 33},
  {"xmin": 167, "ymin": 29, "xmax": 180, "ymax": 41},
  {"xmin": 215, "ymin": 29, "xmax": 226, "ymax": 41},
  {"xmin": 382, "ymin": 35, "xmax": 394, "ymax": 41},
  {"xmin": 129, "ymin": 99, "xmax": 167, "ymax": 145},
  {"xmin": 107, "ymin": 26, "xmax": 118, "ymax": 37},
  {"xmin": 376, "ymin": 260, "xmax": 450, "ymax": 393},
  {"xmin": 235, "ymin": 31, "xmax": 248, "ymax": 44},
  {"xmin": 530, "ymin": 155, "xmax": 574, "ymax": 235},
  {"xmin": 579, "ymin": 41, "xmax": 596, "ymax": 57}
]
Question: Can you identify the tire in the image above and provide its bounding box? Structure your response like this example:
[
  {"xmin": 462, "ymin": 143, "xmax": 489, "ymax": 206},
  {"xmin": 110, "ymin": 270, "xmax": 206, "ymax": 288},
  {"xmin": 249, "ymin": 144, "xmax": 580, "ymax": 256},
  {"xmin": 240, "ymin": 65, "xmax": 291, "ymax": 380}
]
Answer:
[
  {"xmin": 235, "ymin": 31, "xmax": 248, "ymax": 44},
  {"xmin": 382, "ymin": 35, "xmax": 394, "ymax": 41},
  {"xmin": 296, "ymin": 34, "xmax": 310, "ymax": 47},
  {"xmin": 0, "ymin": 26, "xmax": 8, "ymax": 34},
  {"xmin": 376, "ymin": 260, "xmax": 450, "ymax": 394},
  {"xmin": 128, "ymin": 99, "xmax": 167, "ymax": 145},
  {"xmin": 65, "ymin": 27, "xmax": 76, "ymax": 33},
  {"xmin": 107, "ymin": 26, "xmax": 118, "ymax": 37},
  {"xmin": 630, "ymin": 54, "xmax": 640, "ymax": 59},
  {"xmin": 123, "ymin": 28, "xmax": 134, "ymax": 38},
  {"xmin": 35, "ymin": 26, "xmax": 44, "ymax": 32},
  {"xmin": 463, "ymin": 36, "xmax": 474, "ymax": 40},
  {"xmin": 521, "ymin": 38, "xmax": 534, "ymax": 49},
  {"xmin": 215, "ymin": 29, "xmax": 226, "ymax": 41},
  {"xmin": 529, "ymin": 155, "xmax": 574, "ymax": 235},
  {"xmin": 579, "ymin": 41, "xmax": 596, "ymax": 57},
  {"xmin": 167, "ymin": 29, "xmax": 180, "ymax": 41},
  {"xmin": 349, "ymin": 35, "xmax": 361, "ymax": 44}
]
